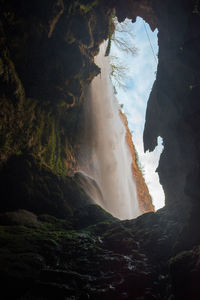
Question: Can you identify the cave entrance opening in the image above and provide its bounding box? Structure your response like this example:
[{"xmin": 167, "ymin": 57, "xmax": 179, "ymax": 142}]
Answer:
[{"xmin": 109, "ymin": 16, "xmax": 165, "ymax": 210}]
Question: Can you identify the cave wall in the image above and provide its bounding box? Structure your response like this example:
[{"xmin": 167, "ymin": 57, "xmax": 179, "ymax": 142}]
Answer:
[
  {"xmin": 143, "ymin": 0, "xmax": 200, "ymax": 215},
  {"xmin": 0, "ymin": 0, "xmax": 114, "ymax": 215},
  {"xmin": 1, "ymin": 1, "xmax": 200, "ymax": 299}
]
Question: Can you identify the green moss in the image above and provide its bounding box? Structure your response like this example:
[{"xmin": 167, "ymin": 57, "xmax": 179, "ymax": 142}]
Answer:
[
  {"xmin": 0, "ymin": 215, "xmax": 104, "ymax": 277},
  {"xmin": 38, "ymin": 214, "xmax": 73, "ymax": 231},
  {"xmin": 49, "ymin": 118, "xmax": 56, "ymax": 169},
  {"xmin": 79, "ymin": 0, "xmax": 99, "ymax": 13},
  {"xmin": 105, "ymin": 10, "xmax": 115, "ymax": 56},
  {"xmin": 101, "ymin": 222, "xmax": 140, "ymax": 254},
  {"xmin": 0, "ymin": 49, "xmax": 73, "ymax": 176},
  {"xmin": 192, "ymin": 0, "xmax": 200, "ymax": 15},
  {"xmin": 0, "ymin": 0, "xmax": 118, "ymax": 178},
  {"xmin": 0, "ymin": 222, "xmax": 68, "ymax": 280},
  {"xmin": 0, "ymin": 94, "xmax": 69, "ymax": 175},
  {"xmin": 87, "ymin": 220, "xmax": 117, "ymax": 235},
  {"xmin": 1, "ymin": 49, "xmax": 25, "ymax": 103},
  {"xmin": 73, "ymin": 204, "xmax": 116, "ymax": 229},
  {"xmin": 15, "ymin": 150, "xmax": 22, "ymax": 156}
]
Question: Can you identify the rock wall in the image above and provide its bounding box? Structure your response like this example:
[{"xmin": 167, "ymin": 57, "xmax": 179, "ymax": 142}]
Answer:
[
  {"xmin": 120, "ymin": 111, "xmax": 154, "ymax": 213},
  {"xmin": 0, "ymin": 0, "xmax": 114, "ymax": 215},
  {"xmin": 143, "ymin": 0, "xmax": 200, "ymax": 218}
]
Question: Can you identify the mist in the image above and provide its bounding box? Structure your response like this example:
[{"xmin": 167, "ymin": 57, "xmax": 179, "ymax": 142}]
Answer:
[{"xmin": 78, "ymin": 43, "xmax": 140, "ymax": 220}]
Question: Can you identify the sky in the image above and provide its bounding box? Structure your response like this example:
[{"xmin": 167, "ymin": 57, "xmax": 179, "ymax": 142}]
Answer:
[{"xmin": 110, "ymin": 17, "xmax": 165, "ymax": 210}]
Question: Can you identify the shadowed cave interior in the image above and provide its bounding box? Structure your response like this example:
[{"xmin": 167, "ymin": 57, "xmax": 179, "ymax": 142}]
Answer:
[{"xmin": 0, "ymin": 0, "xmax": 200, "ymax": 299}]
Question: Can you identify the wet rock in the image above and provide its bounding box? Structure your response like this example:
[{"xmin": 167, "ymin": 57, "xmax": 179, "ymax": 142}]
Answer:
[
  {"xmin": 0, "ymin": 209, "xmax": 40, "ymax": 227},
  {"xmin": 169, "ymin": 246, "xmax": 200, "ymax": 300},
  {"xmin": 0, "ymin": 154, "xmax": 93, "ymax": 217},
  {"xmin": 73, "ymin": 204, "xmax": 116, "ymax": 229}
]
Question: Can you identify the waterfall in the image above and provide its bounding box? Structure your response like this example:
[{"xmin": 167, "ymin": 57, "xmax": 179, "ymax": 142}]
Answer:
[{"xmin": 79, "ymin": 42, "xmax": 140, "ymax": 220}]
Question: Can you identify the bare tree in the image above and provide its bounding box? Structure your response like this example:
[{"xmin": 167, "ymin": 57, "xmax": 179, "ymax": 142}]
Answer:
[
  {"xmin": 106, "ymin": 18, "xmax": 138, "ymax": 90},
  {"xmin": 111, "ymin": 18, "xmax": 138, "ymax": 56},
  {"xmin": 110, "ymin": 55, "xmax": 129, "ymax": 90}
]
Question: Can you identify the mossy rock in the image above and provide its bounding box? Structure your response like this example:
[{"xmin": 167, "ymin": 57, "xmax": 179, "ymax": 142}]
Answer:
[
  {"xmin": 102, "ymin": 223, "xmax": 138, "ymax": 254},
  {"xmin": 169, "ymin": 246, "xmax": 200, "ymax": 299},
  {"xmin": 70, "ymin": 13, "xmax": 92, "ymax": 46},
  {"xmin": 0, "ymin": 209, "xmax": 41, "ymax": 227},
  {"xmin": 73, "ymin": 204, "xmax": 116, "ymax": 229},
  {"xmin": 0, "ymin": 154, "xmax": 92, "ymax": 217}
]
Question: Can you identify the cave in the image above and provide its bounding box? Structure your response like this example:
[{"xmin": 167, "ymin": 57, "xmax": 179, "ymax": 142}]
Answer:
[{"xmin": 0, "ymin": 0, "xmax": 200, "ymax": 299}]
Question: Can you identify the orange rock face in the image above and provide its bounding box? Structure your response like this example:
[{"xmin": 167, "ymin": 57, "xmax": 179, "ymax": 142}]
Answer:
[{"xmin": 120, "ymin": 110, "xmax": 155, "ymax": 214}]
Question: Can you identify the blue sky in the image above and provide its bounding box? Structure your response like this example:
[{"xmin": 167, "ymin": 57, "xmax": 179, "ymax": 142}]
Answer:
[{"xmin": 110, "ymin": 17, "xmax": 165, "ymax": 210}]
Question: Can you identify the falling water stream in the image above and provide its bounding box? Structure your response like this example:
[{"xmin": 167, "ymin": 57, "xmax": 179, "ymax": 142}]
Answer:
[{"xmin": 78, "ymin": 42, "xmax": 140, "ymax": 220}]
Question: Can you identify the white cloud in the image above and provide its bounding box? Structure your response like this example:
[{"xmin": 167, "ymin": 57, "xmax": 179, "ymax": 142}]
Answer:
[{"xmin": 110, "ymin": 17, "xmax": 165, "ymax": 210}]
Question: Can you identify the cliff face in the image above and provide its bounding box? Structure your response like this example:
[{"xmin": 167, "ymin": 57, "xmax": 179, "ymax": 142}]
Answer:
[{"xmin": 120, "ymin": 111, "xmax": 154, "ymax": 213}]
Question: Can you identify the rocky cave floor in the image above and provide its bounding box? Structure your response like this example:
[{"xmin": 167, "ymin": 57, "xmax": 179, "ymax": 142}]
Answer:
[{"xmin": 1, "ymin": 205, "xmax": 200, "ymax": 300}]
